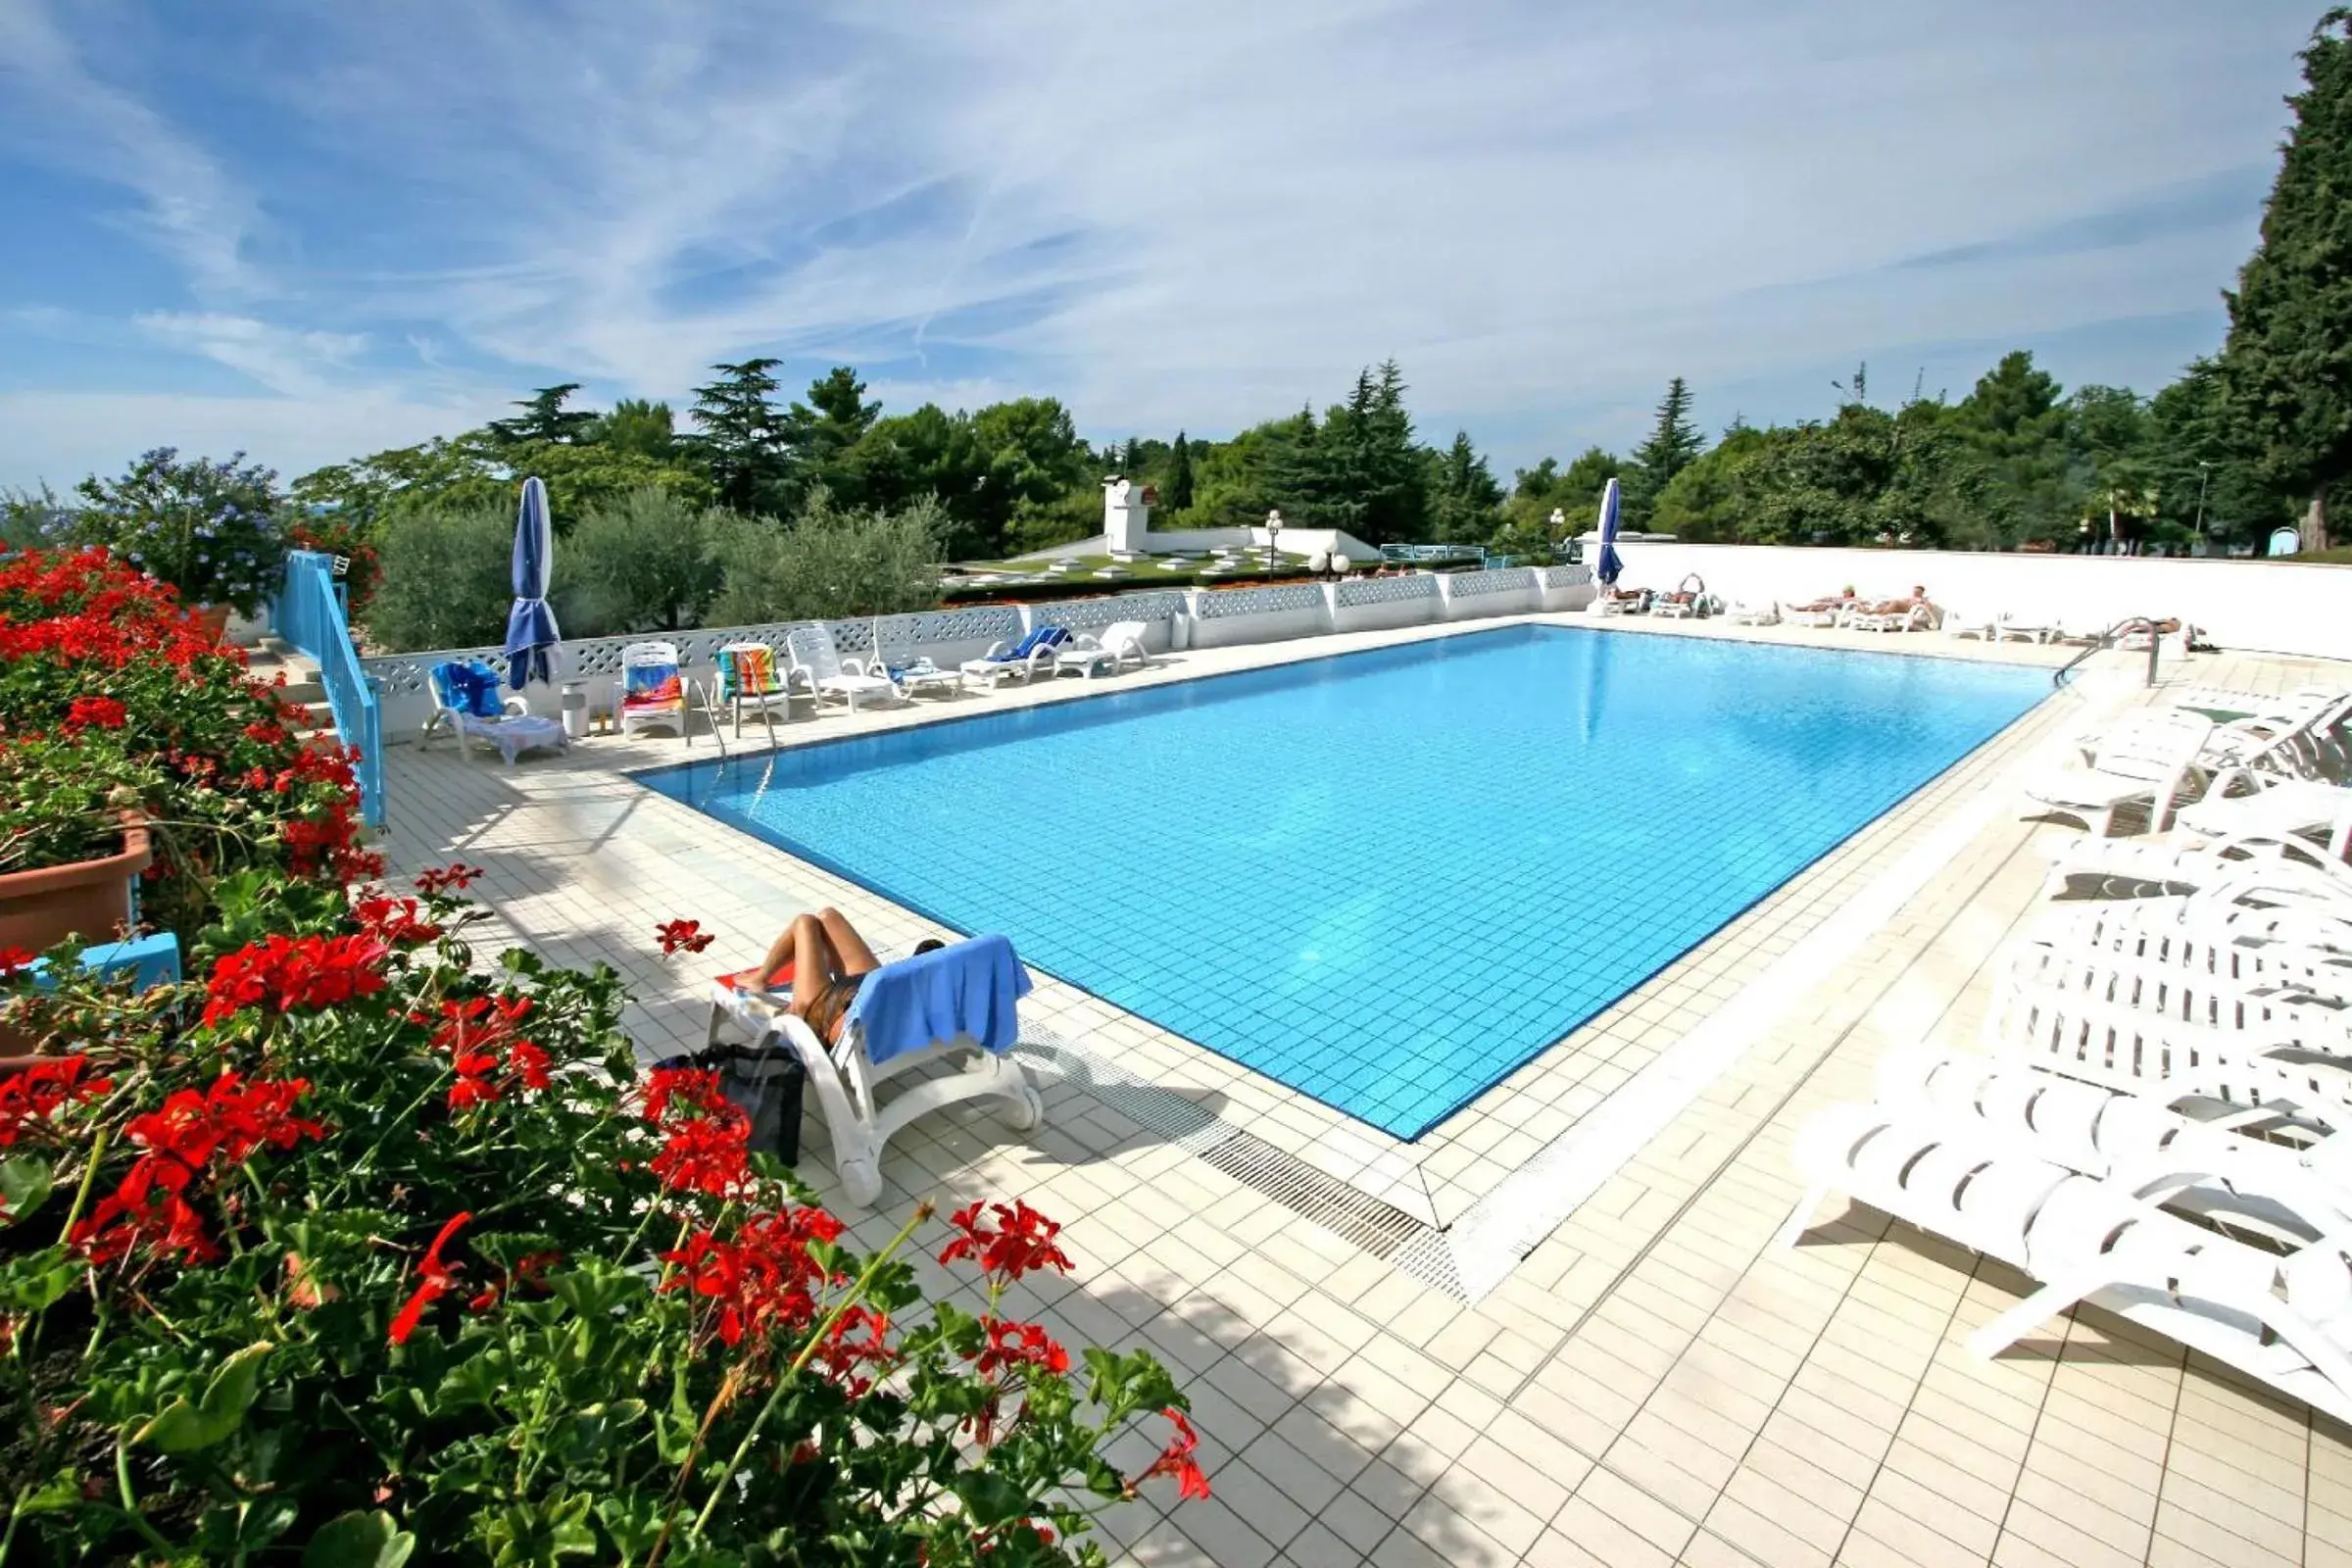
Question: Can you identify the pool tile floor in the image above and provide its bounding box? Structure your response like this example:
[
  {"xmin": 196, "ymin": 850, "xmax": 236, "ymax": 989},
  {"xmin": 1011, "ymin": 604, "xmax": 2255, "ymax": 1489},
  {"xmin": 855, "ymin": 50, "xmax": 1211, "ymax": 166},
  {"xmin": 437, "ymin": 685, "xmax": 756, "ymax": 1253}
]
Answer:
[{"xmin": 370, "ymin": 612, "xmax": 2352, "ymax": 1567}]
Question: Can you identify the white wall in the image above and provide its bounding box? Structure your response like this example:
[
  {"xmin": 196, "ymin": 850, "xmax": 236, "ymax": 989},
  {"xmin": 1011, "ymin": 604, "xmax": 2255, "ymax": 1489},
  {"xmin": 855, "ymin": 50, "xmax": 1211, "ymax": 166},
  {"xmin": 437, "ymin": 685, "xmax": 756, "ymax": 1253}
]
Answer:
[
  {"xmin": 361, "ymin": 567, "xmax": 1597, "ymax": 736},
  {"xmin": 1589, "ymin": 540, "xmax": 2352, "ymax": 662}
]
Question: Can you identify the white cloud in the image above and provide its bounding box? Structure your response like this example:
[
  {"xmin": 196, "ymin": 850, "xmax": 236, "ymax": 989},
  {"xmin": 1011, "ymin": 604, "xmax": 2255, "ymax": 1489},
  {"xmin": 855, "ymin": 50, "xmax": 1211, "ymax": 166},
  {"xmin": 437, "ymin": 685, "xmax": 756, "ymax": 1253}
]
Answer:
[
  {"xmin": 0, "ymin": 0, "xmax": 264, "ymax": 298},
  {"xmin": 0, "ymin": 0, "xmax": 2320, "ymax": 476},
  {"xmin": 133, "ymin": 314, "xmax": 369, "ymax": 399},
  {"xmin": 0, "ymin": 390, "xmax": 507, "ymax": 492}
]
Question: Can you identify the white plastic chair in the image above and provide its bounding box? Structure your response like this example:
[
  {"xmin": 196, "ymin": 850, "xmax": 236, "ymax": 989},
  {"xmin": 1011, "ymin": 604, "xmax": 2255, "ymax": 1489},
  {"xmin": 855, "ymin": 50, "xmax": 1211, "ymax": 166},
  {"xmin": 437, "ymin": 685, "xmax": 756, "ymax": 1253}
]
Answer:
[
  {"xmin": 712, "ymin": 643, "xmax": 796, "ymax": 742},
  {"xmin": 959, "ymin": 626, "xmax": 1069, "ymax": 689},
  {"xmin": 784, "ymin": 625, "xmax": 899, "ymax": 711},
  {"xmin": 618, "ymin": 642, "xmax": 689, "ymax": 740},
  {"xmin": 1780, "ymin": 1105, "xmax": 2352, "ymax": 1426},
  {"xmin": 2024, "ymin": 712, "xmax": 2213, "ymax": 836},
  {"xmin": 1054, "ymin": 619, "xmax": 1154, "ymax": 678},
  {"xmin": 702, "ymin": 938, "xmax": 1045, "ymax": 1208},
  {"xmin": 421, "ymin": 659, "xmax": 567, "ymax": 766}
]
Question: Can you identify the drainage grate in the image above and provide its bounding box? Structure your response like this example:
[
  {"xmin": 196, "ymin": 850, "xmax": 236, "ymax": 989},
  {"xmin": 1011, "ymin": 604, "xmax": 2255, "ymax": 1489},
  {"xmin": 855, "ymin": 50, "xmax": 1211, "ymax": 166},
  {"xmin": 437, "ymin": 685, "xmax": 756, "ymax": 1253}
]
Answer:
[{"xmin": 1015, "ymin": 1033, "xmax": 1466, "ymax": 1297}]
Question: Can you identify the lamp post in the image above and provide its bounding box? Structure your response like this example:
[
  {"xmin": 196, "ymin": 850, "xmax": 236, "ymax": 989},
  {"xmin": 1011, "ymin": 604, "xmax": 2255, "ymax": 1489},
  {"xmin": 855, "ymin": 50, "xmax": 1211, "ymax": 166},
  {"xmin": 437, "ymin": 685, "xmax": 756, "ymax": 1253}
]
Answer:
[
  {"xmin": 1548, "ymin": 507, "xmax": 1566, "ymax": 563},
  {"xmin": 1264, "ymin": 509, "xmax": 1284, "ymax": 573}
]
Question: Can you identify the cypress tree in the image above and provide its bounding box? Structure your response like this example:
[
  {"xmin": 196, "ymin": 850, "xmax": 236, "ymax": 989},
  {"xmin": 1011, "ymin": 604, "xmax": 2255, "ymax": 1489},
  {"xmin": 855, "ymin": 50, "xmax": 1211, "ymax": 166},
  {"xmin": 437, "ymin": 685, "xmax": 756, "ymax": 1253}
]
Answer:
[
  {"xmin": 2220, "ymin": 9, "xmax": 2352, "ymax": 550},
  {"xmin": 1165, "ymin": 432, "xmax": 1196, "ymax": 514},
  {"xmin": 1631, "ymin": 376, "xmax": 1704, "ymax": 494},
  {"xmin": 688, "ymin": 359, "xmax": 787, "ymax": 514}
]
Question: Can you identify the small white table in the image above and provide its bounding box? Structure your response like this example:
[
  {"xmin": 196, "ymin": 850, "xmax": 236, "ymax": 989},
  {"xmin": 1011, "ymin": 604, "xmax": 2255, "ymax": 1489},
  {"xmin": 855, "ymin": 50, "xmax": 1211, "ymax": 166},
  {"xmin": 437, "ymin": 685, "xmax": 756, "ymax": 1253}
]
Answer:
[
  {"xmin": 482, "ymin": 713, "xmax": 567, "ymax": 765},
  {"xmin": 887, "ymin": 658, "xmax": 963, "ymax": 699}
]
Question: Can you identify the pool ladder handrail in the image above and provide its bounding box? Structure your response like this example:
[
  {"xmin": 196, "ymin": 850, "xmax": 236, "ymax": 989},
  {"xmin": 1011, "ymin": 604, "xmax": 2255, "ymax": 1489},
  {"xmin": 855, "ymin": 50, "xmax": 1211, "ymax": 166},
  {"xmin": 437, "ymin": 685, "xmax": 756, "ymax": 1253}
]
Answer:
[{"xmin": 2051, "ymin": 615, "xmax": 2167, "ymax": 693}]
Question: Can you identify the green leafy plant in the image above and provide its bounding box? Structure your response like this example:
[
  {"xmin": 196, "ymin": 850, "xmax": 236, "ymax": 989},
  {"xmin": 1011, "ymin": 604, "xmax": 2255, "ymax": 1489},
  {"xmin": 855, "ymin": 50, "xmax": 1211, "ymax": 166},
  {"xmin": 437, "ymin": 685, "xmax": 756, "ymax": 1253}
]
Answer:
[
  {"xmin": 69, "ymin": 449, "xmax": 287, "ymax": 617},
  {"xmin": 0, "ymin": 880, "xmax": 1205, "ymax": 1563},
  {"xmin": 564, "ymin": 488, "xmax": 728, "ymax": 636},
  {"xmin": 708, "ymin": 490, "xmax": 946, "ymax": 625},
  {"xmin": 0, "ymin": 549, "xmax": 376, "ymax": 934},
  {"xmin": 364, "ymin": 504, "xmax": 517, "ymax": 654}
]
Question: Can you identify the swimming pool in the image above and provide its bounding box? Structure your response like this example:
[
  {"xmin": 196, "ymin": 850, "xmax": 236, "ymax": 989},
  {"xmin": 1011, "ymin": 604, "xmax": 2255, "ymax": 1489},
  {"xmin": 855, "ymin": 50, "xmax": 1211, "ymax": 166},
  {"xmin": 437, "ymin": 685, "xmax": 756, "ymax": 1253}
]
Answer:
[{"xmin": 642, "ymin": 626, "xmax": 2047, "ymax": 1139}]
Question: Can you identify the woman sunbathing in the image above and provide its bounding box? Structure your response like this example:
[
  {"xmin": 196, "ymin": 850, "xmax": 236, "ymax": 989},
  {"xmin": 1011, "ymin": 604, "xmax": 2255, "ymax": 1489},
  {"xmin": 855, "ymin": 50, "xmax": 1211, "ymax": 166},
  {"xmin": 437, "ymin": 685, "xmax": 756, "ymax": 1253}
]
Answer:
[{"xmin": 741, "ymin": 908, "xmax": 942, "ymax": 1045}]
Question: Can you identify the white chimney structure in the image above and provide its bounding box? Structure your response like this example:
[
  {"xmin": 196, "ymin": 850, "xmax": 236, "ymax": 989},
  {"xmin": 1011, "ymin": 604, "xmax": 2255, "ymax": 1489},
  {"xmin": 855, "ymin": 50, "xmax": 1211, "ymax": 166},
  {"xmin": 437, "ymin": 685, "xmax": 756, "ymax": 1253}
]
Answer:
[{"xmin": 1103, "ymin": 476, "xmax": 1155, "ymax": 556}]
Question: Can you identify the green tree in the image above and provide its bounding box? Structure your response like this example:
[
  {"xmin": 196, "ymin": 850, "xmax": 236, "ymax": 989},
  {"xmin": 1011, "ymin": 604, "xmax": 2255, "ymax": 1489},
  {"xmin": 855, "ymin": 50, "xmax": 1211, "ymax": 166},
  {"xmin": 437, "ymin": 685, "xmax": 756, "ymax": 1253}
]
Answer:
[
  {"xmin": 1494, "ymin": 446, "xmax": 1622, "ymax": 546},
  {"xmin": 589, "ymin": 398, "xmax": 678, "ymax": 461},
  {"xmin": 1949, "ymin": 351, "xmax": 2076, "ymax": 546},
  {"xmin": 1, "ymin": 482, "xmax": 75, "ymax": 550},
  {"xmin": 2148, "ymin": 359, "xmax": 2293, "ymax": 552},
  {"xmin": 365, "ymin": 503, "xmax": 517, "ymax": 652},
  {"xmin": 2219, "ymin": 8, "xmax": 2352, "ymax": 550},
  {"xmin": 487, "ymin": 384, "xmax": 598, "ymax": 450},
  {"xmin": 1650, "ymin": 420, "xmax": 1768, "ymax": 541},
  {"xmin": 708, "ymin": 489, "xmax": 946, "ymax": 623},
  {"xmin": 1427, "ymin": 430, "xmax": 1504, "ymax": 542},
  {"xmin": 1280, "ymin": 362, "xmax": 1427, "ymax": 544},
  {"xmin": 688, "ymin": 358, "xmax": 789, "ymax": 514},
  {"xmin": 1164, "ymin": 432, "xmax": 1196, "ymax": 514},
  {"xmin": 778, "ymin": 367, "xmax": 882, "ymax": 507},
  {"xmin": 1627, "ymin": 376, "xmax": 1704, "ymax": 524},
  {"xmin": 563, "ymin": 487, "xmax": 728, "ymax": 635}
]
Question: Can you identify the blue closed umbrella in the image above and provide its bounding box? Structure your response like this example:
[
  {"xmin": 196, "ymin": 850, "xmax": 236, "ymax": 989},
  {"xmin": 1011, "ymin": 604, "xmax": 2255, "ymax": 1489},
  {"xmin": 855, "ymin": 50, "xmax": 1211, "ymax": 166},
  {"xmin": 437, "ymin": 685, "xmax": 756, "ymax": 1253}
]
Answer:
[
  {"xmin": 1594, "ymin": 476, "xmax": 1624, "ymax": 587},
  {"xmin": 504, "ymin": 476, "xmax": 561, "ymax": 690}
]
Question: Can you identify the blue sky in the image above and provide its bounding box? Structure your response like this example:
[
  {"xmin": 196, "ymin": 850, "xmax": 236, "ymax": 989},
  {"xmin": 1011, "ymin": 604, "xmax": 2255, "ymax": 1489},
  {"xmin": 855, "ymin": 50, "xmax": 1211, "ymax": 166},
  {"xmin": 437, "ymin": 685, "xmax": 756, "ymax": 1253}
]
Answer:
[{"xmin": 0, "ymin": 0, "xmax": 2319, "ymax": 491}]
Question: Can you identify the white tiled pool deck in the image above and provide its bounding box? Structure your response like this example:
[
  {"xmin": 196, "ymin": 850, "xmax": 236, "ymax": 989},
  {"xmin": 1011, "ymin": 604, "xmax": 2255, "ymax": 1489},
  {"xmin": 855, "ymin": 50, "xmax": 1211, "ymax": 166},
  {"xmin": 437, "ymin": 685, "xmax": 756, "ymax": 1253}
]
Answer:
[{"xmin": 373, "ymin": 612, "xmax": 2352, "ymax": 1567}]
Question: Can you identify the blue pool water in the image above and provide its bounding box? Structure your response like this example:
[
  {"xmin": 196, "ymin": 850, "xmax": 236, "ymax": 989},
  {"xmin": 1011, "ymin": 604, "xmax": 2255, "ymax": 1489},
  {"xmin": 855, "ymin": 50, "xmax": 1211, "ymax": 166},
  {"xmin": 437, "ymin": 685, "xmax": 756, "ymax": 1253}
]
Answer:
[{"xmin": 642, "ymin": 626, "xmax": 2045, "ymax": 1139}]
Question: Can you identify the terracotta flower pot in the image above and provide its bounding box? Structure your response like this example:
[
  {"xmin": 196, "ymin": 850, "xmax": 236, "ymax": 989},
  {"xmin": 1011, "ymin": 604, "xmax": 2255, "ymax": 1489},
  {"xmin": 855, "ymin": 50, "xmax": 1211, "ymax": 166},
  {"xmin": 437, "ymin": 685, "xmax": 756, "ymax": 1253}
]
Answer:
[
  {"xmin": 0, "ymin": 811, "xmax": 152, "ymax": 956},
  {"xmin": 190, "ymin": 604, "xmax": 234, "ymax": 642}
]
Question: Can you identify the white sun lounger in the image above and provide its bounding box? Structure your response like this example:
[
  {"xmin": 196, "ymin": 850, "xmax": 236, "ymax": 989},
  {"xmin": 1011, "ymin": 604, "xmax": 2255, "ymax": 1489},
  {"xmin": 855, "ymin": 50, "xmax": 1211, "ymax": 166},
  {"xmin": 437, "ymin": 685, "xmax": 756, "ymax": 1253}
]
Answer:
[
  {"xmin": 1987, "ymin": 982, "xmax": 2352, "ymax": 1127},
  {"xmin": 1818, "ymin": 1046, "xmax": 2352, "ymax": 1244},
  {"xmin": 1725, "ymin": 599, "xmax": 1780, "ymax": 626},
  {"xmin": 2180, "ymin": 776, "xmax": 2352, "ymax": 862},
  {"xmin": 1848, "ymin": 601, "xmax": 1930, "ymax": 633},
  {"xmin": 1784, "ymin": 600, "xmax": 1849, "ymax": 628},
  {"xmin": 2025, "ymin": 713, "xmax": 2213, "ymax": 837},
  {"xmin": 785, "ymin": 624, "xmax": 900, "ymax": 712},
  {"xmin": 703, "ymin": 938, "xmax": 1046, "ymax": 1209},
  {"xmin": 1781, "ymin": 1104, "xmax": 2352, "ymax": 1426},
  {"xmin": 1054, "ymin": 618, "xmax": 1154, "ymax": 679}
]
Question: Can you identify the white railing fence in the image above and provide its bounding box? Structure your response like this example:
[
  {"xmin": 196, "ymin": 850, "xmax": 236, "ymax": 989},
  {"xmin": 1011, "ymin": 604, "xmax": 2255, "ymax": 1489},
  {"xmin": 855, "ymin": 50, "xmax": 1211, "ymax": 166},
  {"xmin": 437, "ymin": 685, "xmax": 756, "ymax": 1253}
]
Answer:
[{"xmin": 363, "ymin": 565, "xmax": 1597, "ymax": 737}]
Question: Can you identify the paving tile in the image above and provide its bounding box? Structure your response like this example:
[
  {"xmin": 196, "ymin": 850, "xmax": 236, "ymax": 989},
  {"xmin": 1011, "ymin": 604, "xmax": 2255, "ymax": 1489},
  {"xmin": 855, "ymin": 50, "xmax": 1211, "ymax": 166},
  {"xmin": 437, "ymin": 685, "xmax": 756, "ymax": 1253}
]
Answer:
[{"xmin": 378, "ymin": 641, "xmax": 2352, "ymax": 1568}]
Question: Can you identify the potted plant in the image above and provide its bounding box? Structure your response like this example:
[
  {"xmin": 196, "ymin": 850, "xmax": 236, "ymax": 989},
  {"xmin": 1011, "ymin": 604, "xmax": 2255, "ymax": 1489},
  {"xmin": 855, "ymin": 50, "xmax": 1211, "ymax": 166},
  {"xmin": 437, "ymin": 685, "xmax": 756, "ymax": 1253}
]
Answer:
[
  {"xmin": 0, "ymin": 733, "xmax": 155, "ymax": 956},
  {"xmin": 71, "ymin": 448, "xmax": 288, "ymax": 637}
]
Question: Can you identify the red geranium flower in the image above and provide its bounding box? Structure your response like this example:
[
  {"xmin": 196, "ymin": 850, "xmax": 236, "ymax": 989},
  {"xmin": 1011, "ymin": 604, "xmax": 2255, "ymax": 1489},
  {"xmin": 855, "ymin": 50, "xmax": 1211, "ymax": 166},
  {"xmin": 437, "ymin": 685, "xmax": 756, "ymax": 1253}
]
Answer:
[
  {"xmin": 938, "ymin": 1200, "xmax": 1073, "ymax": 1285},
  {"xmin": 813, "ymin": 1304, "xmax": 898, "ymax": 1396},
  {"xmin": 202, "ymin": 933, "xmax": 389, "ymax": 1028},
  {"xmin": 970, "ymin": 1316, "xmax": 1071, "ymax": 1378},
  {"xmin": 70, "ymin": 1159, "xmax": 218, "ymax": 1267},
  {"xmin": 388, "ymin": 1212, "xmax": 472, "ymax": 1345},
  {"xmin": 658, "ymin": 1206, "xmax": 846, "ymax": 1348},
  {"xmin": 0, "ymin": 1055, "xmax": 111, "ymax": 1149},
  {"xmin": 63, "ymin": 694, "xmax": 126, "ymax": 730},
  {"xmin": 0, "ymin": 948, "xmax": 36, "ymax": 981},
  {"xmin": 642, "ymin": 1066, "xmax": 729, "ymax": 1123},
  {"xmin": 655, "ymin": 918, "xmax": 713, "ymax": 956},
  {"xmin": 1139, "ymin": 1408, "xmax": 1211, "ymax": 1500},
  {"xmin": 427, "ymin": 995, "xmax": 547, "ymax": 1108},
  {"xmin": 353, "ymin": 894, "xmax": 441, "ymax": 948},
  {"xmin": 415, "ymin": 862, "xmax": 484, "ymax": 896}
]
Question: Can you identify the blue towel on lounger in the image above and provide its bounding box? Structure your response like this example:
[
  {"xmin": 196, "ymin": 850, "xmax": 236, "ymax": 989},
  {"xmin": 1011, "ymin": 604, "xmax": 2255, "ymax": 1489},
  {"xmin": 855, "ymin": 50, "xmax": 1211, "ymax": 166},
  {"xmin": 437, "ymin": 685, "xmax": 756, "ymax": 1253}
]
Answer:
[{"xmin": 845, "ymin": 934, "xmax": 1031, "ymax": 1064}]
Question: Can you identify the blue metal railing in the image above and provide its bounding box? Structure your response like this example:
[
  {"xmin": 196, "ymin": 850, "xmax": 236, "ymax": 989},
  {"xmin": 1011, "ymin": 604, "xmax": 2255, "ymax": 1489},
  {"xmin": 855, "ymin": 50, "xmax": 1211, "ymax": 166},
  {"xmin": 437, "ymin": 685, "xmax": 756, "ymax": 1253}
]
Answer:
[{"xmin": 271, "ymin": 551, "xmax": 384, "ymax": 827}]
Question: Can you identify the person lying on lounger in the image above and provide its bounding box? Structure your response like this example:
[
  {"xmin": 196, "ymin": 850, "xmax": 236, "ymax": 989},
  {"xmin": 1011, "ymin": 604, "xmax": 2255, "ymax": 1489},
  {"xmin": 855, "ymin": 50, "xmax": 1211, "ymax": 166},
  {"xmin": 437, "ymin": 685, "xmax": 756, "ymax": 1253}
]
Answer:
[{"xmin": 728, "ymin": 908, "xmax": 944, "ymax": 1045}]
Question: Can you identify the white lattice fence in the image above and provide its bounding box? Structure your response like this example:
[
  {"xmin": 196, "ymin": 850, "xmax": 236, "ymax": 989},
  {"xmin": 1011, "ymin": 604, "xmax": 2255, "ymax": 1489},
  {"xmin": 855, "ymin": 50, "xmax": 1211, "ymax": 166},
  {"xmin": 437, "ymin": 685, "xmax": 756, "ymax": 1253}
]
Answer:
[
  {"xmin": 1446, "ymin": 566, "xmax": 1539, "ymax": 598},
  {"xmin": 1193, "ymin": 582, "xmax": 1326, "ymax": 618},
  {"xmin": 1035, "ymin": 592, "xmax": 1187, "ymax": 632},
  {"xmin": 1337, "ymin": 575, "xmax": 1439, "ymax": 607},
  {"xmin": 1535, "ymin": 564, "xmax": 1592, "ymax": 589}
]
